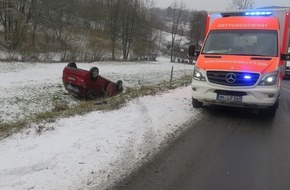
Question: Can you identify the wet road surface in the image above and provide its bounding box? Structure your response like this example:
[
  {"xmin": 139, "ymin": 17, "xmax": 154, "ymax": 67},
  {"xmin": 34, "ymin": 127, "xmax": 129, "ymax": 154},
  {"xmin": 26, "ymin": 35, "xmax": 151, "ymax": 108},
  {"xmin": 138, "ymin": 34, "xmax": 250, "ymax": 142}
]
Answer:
[{"xmin": 111, "ymin": 80, "xmax": 290, "ymax": 190}]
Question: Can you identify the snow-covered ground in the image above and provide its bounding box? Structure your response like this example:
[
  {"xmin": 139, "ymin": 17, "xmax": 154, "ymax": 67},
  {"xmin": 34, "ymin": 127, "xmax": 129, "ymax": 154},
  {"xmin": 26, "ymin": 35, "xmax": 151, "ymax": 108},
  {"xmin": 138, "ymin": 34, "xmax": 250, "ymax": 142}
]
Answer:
[
  {"xmin": 0, "ymin": 58, "xmax": 201, "ymax": 190},
  {"xmin": 0, "ymin": 57, "xmax": 193, "ymax": 124}
]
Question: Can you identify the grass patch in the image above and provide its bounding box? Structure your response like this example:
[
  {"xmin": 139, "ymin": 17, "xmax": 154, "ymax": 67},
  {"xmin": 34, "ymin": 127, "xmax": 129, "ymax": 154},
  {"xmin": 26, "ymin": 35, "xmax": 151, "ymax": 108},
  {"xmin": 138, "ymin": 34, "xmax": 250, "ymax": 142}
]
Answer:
[{"xmin": 0, "ymin": 75, "xmax": 192, "ymax": 139}]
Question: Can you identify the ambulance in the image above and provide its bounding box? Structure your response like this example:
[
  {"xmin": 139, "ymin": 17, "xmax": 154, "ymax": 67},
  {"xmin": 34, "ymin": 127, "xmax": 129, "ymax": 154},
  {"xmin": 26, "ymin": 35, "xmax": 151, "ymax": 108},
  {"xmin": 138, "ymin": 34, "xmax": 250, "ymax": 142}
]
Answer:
[{"xmin": 188, "ymin": 8, "xmax": 290, "ymax": 116}]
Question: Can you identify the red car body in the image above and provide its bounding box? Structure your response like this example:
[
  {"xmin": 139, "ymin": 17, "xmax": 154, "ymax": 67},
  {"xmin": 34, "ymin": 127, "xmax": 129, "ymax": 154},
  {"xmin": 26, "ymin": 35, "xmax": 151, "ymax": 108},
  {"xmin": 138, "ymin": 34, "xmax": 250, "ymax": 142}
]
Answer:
[{"xmin": 62, "ymin": 62, "xmax": 123, "ymax": 99}]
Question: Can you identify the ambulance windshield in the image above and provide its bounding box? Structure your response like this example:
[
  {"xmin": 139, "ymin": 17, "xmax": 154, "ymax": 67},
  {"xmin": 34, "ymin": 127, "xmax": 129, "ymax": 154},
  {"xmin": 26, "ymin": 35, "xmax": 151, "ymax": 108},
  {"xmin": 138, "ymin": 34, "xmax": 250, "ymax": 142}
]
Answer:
[{"xmin": 202, "ymin": 30, "xmax": 278, "ymax": 57}]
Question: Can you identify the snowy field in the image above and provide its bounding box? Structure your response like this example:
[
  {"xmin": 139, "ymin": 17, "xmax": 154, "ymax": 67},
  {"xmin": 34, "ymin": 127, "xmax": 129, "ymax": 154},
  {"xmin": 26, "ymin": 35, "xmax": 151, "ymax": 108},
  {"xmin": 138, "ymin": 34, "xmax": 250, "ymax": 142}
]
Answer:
[
  {"xmin": 0, "ymin": 58, "xmax": 202, "ymax": 190},
  {"xmin": 0, "ymin": 57, "xmax": 193, "ymax": 124}
]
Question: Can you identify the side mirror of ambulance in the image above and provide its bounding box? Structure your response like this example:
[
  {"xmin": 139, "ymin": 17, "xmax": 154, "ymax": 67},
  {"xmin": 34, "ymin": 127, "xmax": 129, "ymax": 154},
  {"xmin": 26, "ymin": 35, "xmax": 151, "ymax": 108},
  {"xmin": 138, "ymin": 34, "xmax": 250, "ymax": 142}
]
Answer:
[
  {"xmin": 188, "ymin": 45, "xmax": 200, "ymax": 57},
  {"xmin": 281, "ymin": 53, "xmax": 290, "ymax": 61}
]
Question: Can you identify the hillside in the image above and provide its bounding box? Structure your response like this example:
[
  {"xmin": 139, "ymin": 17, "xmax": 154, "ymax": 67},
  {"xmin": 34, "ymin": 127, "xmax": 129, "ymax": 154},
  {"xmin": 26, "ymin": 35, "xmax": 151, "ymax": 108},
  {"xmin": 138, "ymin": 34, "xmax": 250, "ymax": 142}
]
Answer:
[{"xmin": 0, "ymin": 0, "xmax": 207, "ymax": 62}]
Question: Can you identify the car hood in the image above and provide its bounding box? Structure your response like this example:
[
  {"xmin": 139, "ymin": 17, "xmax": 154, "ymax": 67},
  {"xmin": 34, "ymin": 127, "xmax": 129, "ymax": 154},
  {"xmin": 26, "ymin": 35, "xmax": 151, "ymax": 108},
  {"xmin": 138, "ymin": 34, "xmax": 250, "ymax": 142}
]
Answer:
[{"xmin": 196, "ymin": 55, "xmax": 279, "ymax": 74}]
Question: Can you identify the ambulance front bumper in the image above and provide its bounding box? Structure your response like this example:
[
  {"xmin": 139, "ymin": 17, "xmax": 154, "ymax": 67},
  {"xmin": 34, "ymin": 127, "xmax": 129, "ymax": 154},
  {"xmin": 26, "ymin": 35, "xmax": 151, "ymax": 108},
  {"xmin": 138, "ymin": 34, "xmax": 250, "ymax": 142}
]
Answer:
[{"xmin": 191, "ymin": 80, "xmax": 279, "ymax": 108}]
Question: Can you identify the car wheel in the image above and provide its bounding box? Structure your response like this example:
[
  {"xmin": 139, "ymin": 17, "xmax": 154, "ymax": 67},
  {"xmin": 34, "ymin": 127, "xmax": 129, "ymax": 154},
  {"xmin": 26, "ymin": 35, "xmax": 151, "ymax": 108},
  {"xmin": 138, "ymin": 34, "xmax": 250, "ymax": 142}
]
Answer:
[
  {"xmin": 116, "ymin": 80, "xmax": 123, "ymax": 91},
  {"xmin": 90, "ymin": 67, "xmax": 99, "ymax": 81},
  {"xmin": 68, "ymin": 62, "xmax": 77, "ymax": 68},
  {"xmin": 192, "ymin": 98, "xmax": 203, "ymax": 108}
]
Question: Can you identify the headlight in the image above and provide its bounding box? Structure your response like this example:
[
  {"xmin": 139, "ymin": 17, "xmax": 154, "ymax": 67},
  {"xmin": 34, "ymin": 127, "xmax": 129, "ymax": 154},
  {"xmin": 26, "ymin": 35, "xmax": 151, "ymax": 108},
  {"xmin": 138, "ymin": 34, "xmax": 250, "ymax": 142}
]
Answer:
[
  {"xmin": 193, "ymin": 67, "xmax": 206, "ymax": 81},
  {"xmin": 259, "ymin": 71, "xmax": 279, "ymax": 86}
]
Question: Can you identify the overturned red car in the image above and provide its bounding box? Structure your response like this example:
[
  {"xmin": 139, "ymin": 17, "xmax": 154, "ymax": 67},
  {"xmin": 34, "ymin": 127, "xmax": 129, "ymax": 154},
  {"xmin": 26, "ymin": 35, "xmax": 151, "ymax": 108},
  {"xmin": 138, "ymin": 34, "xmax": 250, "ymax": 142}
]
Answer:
[{"xmin": 62, "ymin": 62, "xmax": 123, "ymax": 99}]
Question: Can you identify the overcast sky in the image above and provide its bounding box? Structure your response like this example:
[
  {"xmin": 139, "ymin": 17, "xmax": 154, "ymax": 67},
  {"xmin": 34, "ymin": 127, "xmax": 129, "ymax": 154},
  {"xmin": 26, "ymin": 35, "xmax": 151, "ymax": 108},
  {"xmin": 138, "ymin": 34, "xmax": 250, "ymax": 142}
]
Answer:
[{"xmin": 155, "ymin": 0, "xmax": 290, "ymax": 11}]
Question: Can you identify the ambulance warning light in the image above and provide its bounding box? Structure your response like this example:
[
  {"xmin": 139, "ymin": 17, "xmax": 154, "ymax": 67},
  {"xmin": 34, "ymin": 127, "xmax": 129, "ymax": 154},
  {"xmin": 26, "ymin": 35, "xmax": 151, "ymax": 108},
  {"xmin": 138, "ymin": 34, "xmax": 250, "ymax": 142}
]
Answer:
[{"xmin": 245, "ymin": 11, "xmax": 272, "ymax": 16}]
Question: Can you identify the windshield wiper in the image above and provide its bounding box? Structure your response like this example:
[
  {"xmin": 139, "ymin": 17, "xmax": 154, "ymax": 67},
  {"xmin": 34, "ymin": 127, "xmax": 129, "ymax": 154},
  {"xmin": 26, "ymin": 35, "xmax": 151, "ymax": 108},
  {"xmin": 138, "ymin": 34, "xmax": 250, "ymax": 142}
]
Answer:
[
  {"xmin": 203, "ymin": 52, "xmax": 223, "ymax": 55},
  {"xmin": 251, "ymin": 57, "xmax": 272, "ymax": 60},
  {"xmin": 247, "ymin": 54, "xmax": 269, "ymax": 56},
  {"xmin": 204, "ymin": 55, "xmax": 222, "ymax": 58}
]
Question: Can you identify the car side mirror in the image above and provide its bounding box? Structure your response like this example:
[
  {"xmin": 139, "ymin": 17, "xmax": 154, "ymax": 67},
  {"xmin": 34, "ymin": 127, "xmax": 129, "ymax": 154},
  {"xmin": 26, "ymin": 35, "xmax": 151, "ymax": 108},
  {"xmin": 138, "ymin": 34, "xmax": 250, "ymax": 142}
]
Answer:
[
  {"xmin": 188, "ymin": 45, "xmax": 200, "ymax": 57},
  {"xmin": 281, "ymin": 53, "xmax": 290, "ymax": 61}
]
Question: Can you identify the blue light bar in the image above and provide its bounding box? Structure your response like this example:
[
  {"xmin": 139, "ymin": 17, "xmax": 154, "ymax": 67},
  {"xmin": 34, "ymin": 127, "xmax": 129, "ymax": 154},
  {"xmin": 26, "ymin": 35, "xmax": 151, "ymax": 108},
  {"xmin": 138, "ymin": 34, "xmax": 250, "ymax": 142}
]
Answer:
[
  {"xmin": 245, "ymin": 11, "xmax": 272, "ymax": 16},
  {"xmin": 244, "ymin": 75, "xmax": 252, "ymax": 80}
]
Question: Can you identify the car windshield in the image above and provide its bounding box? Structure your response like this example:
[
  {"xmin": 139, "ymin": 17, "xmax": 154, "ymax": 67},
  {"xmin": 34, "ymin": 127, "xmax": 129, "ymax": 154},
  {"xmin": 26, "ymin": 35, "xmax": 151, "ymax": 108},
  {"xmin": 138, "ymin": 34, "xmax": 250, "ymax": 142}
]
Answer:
[{"xmin": 202, "ymin": 30, "xmax": 278, "ymax": 57}]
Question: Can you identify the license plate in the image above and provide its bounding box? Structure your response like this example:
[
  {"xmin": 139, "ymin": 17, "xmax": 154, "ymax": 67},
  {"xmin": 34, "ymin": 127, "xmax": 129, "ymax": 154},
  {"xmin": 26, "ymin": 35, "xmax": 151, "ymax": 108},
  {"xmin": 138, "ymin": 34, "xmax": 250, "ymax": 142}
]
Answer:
[{"xmin": 217, "ymin": 94, "xmax": 242, "ymax": 103}]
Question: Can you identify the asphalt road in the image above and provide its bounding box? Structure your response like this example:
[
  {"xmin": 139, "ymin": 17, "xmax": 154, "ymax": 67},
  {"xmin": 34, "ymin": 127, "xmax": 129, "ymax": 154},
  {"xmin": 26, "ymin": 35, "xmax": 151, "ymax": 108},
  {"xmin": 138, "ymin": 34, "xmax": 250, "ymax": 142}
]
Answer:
[{"xmin": 110, "ymin": 79, "xmax": 290, "ymax": 190}]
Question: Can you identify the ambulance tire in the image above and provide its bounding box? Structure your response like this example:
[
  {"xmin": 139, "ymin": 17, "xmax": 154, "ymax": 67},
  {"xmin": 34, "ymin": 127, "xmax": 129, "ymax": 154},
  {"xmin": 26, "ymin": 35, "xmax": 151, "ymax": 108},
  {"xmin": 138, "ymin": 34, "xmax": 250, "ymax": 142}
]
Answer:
[
  {"xmin": 264, "ymin": 100, "xmax": 279, "ymax": 117},
  {"xmin": 192, "ymin": 98, "xmax": 203, "ymax": 108}
]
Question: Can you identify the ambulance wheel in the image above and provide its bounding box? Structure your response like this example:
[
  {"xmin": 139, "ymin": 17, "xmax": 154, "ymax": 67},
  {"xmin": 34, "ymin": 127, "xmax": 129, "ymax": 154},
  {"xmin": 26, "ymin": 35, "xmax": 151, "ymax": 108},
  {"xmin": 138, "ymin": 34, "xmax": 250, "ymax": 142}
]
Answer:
[
  {"xmin": 116, "ymin": 80, "xmax": 123, "ymax": 91},
  {"xmin": 263, "ymin": 100, "xmax": 279, "ymax": 117},
  {"xmin": 68, "ymin": 62, "xmax": 77, "ymax": 68},
  {"xmin": 192, "ymin": 98, "xmax": 203, "ymax": 108},
  {"xmin": 90, "ymin": 67, "xmax": 99, "ymax": 81}
]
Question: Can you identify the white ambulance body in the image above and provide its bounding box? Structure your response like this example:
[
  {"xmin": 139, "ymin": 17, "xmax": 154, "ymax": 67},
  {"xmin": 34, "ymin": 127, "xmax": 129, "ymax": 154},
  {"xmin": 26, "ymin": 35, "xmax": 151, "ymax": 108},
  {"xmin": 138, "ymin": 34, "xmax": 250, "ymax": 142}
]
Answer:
[{"xmin": 189, "ymin": 8, "xmax": 290, "ymax": 116}]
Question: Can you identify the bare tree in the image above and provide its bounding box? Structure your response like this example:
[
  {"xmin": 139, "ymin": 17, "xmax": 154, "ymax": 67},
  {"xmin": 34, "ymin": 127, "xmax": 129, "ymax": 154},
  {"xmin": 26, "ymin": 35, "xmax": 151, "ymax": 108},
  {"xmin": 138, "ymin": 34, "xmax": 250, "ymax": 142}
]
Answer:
[
  {"xmin": 29, "ymin": 0, "xmax": 42, "ymax": 46},
  {"xmin": 131, "ymin": 0, "xmax": 157, "ymax": 60},
  {"xmin": 80, "ymin": 0, "xmax": 107, "ymax": 30},
  {"xmin": 106, "ymin": 0, "xmax": 121, "ymax": 60},
  {"xmin": 0, "ymin": 0, "xmax": 166, "ymax": 62},
  {"xmin": 189, "ymin": 11, "xmax": 207, "ymax": 47},
  {"xmin": 0, "ymin": 0, "xmax": 37, "ymax": 49},
  {"xmin": 120, "ymin": 0, "xmax": 139, "ymax": 61},
  {"xmin": 169, "ymin": 1, "xmax": 184, "ymax": 62},
  {"xmin": 228, "ymin": 0, "xmax": 255, "ymax": 10},
  {"xmin": 39, "ymin": 0, "xmax": 82, "ymax": 53}
]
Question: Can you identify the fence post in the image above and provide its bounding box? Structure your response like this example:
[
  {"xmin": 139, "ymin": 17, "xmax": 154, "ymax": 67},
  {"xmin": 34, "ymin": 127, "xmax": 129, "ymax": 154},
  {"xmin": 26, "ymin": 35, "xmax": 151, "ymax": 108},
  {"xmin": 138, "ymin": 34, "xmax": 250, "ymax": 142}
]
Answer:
[{"xmin": 170, "ymin": 66, "xmax": 174, "ymax": 87}]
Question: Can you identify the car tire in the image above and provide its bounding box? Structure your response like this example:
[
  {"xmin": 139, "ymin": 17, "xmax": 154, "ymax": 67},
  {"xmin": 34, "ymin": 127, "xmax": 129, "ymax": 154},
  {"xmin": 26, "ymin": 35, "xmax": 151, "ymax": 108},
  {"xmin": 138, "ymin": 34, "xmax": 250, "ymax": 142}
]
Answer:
[
  {"xmin": 90, "ymin": 67, "xmax": 99, "ymax": 81},
  {"xmin": 192, "ymin": 98, "xmax": 203, "ymax": 108},
  {"xmin": 68, "ymin": 62, "xmax": 77, "ymax": 68},
  {"xmin": 116, "ymin": 80, "xmax": 123, "ymax": 91}
]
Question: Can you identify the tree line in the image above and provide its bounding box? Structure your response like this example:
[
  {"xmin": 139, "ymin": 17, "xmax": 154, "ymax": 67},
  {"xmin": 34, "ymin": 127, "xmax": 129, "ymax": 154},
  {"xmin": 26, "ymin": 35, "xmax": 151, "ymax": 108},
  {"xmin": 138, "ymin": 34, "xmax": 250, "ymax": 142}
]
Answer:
[{"xmin": 0, "ymin": 0, "xmax": 209, "ymax": 62}]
